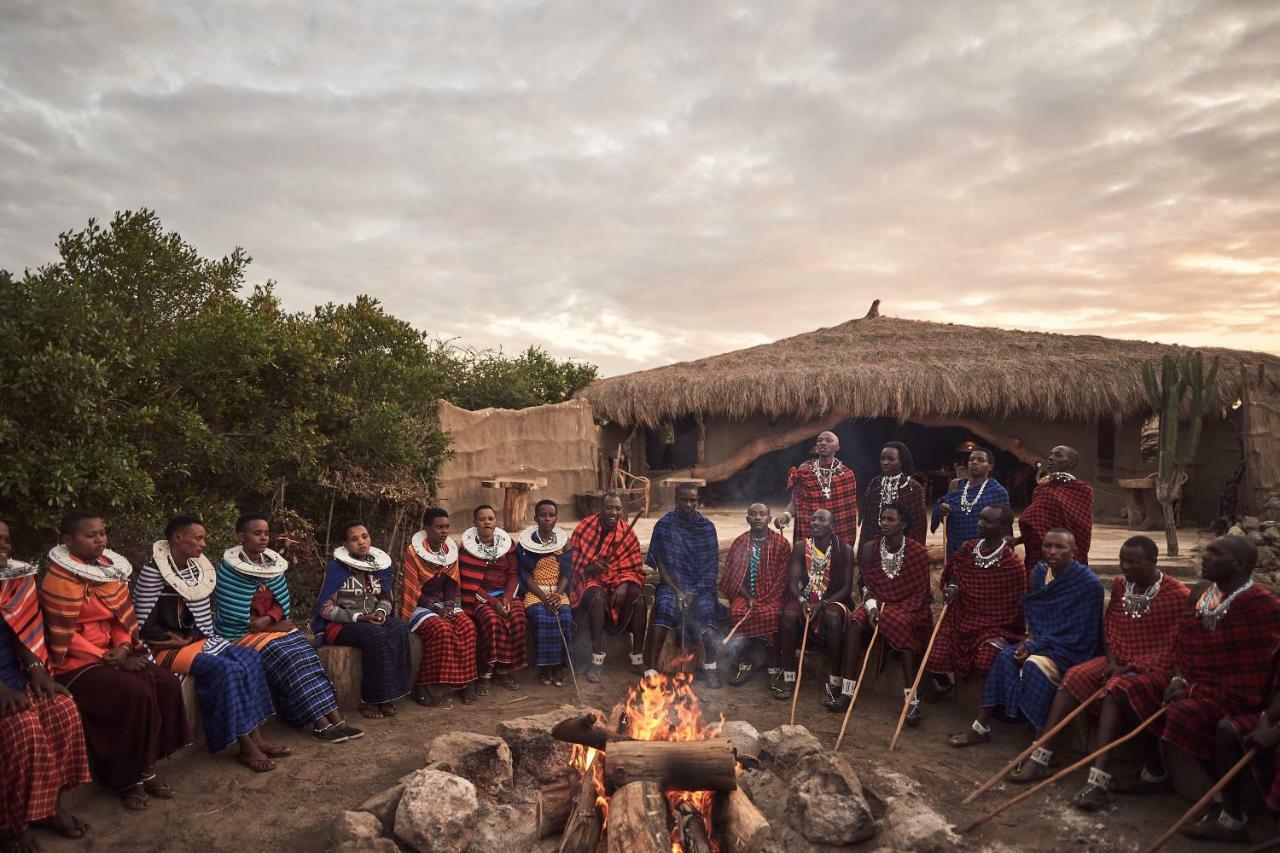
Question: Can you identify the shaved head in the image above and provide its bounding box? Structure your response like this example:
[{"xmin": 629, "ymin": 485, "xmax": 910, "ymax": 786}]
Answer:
[{"xmin": 1047, "ymin": 445, "xmax": 1080, "ymax": 473}]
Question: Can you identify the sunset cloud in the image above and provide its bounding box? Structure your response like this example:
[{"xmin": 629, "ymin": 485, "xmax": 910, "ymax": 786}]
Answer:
[{"xmin": 1, "ymin": 1, "xmax": 1278, "ymax": 374}]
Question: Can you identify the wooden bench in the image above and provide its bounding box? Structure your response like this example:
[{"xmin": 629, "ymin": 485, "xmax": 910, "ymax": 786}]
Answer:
[
  {"xmin": 482, "ymin": 476, "xmax": 548, "ymax": 532},
  {"xmin": 315, "ymin": 634, "xmax": 424, "ymax": 710}
]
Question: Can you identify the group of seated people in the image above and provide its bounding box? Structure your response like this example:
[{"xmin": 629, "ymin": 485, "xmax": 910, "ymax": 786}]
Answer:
[{"xmin": 2, "ymin": 433, "xmax": 1277, "ymax": 849}]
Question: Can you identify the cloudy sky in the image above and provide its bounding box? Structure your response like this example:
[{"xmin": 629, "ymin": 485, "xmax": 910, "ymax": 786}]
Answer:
[{"xmin": 2, "ymin": 1, "xmax": 1278, "ymax": 375}]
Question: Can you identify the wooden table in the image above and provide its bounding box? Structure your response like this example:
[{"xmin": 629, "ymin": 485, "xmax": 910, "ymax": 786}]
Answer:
[
  {"xmin": 481, "ymin": 477, "xmax": 548, "ymax": 532},
  {"xmin": 1117, "ymin": 474, "xmax": 1162, "ymax": 530},
  {"xmin": 660, "ymin": 477, "xmax": 706, "ymax": 510}
]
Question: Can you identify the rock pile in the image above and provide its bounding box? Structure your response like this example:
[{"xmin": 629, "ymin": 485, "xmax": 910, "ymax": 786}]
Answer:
[{"xmin": 1225, "ymin": 516, "xmax": 1280, "ymax": 581}]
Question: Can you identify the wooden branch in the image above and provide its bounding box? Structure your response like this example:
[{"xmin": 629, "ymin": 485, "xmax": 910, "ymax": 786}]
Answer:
[
  {"xmin": 1142, "ymin": 747, "xmax": 1259, "ymax": 853},
  {"xmin": 910, "ymin": 416, "xmax": 1045, "ymax": 467},
  {"xmin": 607, "ymin": 781, "xmax": 670, "ymax": 853},
  {"xmin": 716, "ymin": 788, "xmax": 771, "ymax": 853},
  {"xmin": 558, "ymin": 765, "xmax": 604, "ymax": 853},
  {"xmin": 674, "ymin": 799, "xmax": 713, "ymax": 853},
  {"xmin": 690, "ymin": 413, "xmax": 846, "ymax": 483},
  {"xmin": 603, "ymin": 739, "xmax": 738, "ymax": 793},
  {"xmin": 535, "ymin": 777, "xmax": 576, "ymax": 839},
  {"xmin": 551, "ymin": 714, "xmax": 635, "ymax": 751}
]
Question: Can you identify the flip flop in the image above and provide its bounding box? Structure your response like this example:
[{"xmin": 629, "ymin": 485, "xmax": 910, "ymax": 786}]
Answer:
[
  {"xmin": 120, "ymin": 789, "xmax": 149, "ymax": 812},
  {"xmin": 237, "ymin": 754, "xmax": 277, "ymax": 773},
  {"xmin": 261, "ymin": 744, "xmax": 292, "ymax": 758},
  {"xmin": 947, "ymin": 729, "xmax": 990, "ymax": 748},
  {"xmin": 143, "ymin": 779, "xmax": 176, "ymax": 799}
]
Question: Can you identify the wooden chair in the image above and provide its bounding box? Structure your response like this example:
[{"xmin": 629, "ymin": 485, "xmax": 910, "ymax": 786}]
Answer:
[{"xmin": 610, "ymin": 443, "xmax": 650, "ymax": 517}]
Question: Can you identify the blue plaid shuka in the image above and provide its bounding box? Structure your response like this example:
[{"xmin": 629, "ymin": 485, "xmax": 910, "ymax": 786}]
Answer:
[
  {"xmin": 257, "ymin": 632, "xmax": 339, "ymax": 727},
  {"xmin": 188, "ymin": 643, "xmax": 276, "ymax": 753},
  {"xmin": 646, "ymin": 510, "xmax": 725, "ymax": 644},
  {"xmin": 979, "ymin": 559, "xmax": 1102, "ymax": 728},
  {"xmin": 930, "ymin": 477, "xmax": 1012, "ymax": 561}
]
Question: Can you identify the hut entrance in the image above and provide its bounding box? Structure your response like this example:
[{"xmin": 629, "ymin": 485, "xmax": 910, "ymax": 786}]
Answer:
[{"xmin": 712, "ymin": 418, "xmax": 1037, "ymax": 511}]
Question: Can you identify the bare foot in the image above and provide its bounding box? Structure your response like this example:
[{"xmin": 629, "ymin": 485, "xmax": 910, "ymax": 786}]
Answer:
[
  {"xmin": 378, "ymin": 702, "xmax": 398, "ymax": 717},
  {"xmin": 359, "ymin": 702, "xmax": 383, "ymax": 719},
  {"xmin": 236, "ymin": 744, "xmax": 277, "ymax": 773},
  {"xmin": 34, "ymin": 800, "xmax": 88, "ymax": 838}
]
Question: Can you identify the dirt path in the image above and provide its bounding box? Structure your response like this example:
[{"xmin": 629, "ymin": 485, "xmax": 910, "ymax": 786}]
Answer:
[{"xmin": 40, "ymin": 664, "xmax": 1267, "ymax": 853}]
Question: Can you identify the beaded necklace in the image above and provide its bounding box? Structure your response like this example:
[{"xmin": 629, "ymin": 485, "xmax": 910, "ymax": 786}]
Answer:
[
  {"xmin": 973, "ymin": 539, "xmax": 1007, "ymax": 569},
  {"xmin": 1122, "ymin": 572, "xmax": 1163, "ymax": 619},
  {"xmin": 880, "ymin": 536, "xmax": 906, "ymax": 579},
  {"xmin": 812, "ymin": 459, "xmax": 840, "ymax": 499},
  {"xmin": 959, "ymin": 477, "xmax": 989, "ymax": 513},
  {"xmin": 879, "ymin": 474, "xmax": 904, "ymax": 515},
  {"xmin": 803, "ymin": 538, "xmax": 831, "ymax": 601},
  {"xmin": 1197, "ymin": 581, "xmax": 1253, "ymax": 631},
  {"xmin": 1047, "ymin": 472, "xmax": 1078, "ymax": 483}
]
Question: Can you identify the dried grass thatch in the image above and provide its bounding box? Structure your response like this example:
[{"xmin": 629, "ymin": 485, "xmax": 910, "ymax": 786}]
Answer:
[{"xmin": 578, "ymin": 314, "xmax": 1280, "ymax": 427}]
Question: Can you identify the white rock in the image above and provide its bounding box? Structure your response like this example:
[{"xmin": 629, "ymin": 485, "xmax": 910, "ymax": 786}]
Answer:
[
  {"xmin": 756, "ymin": 725, "xmax": 823, "ymax": 774},
  {"xmin": 333, "ymin": 810, "xmax": 384, "ymax": 845},
  {"xmin": 357, "ymin": 784, "xmax": 405, "ymax": 832},
  {"xmin": 719, "ymin": 720, "xmax": 761, "ymax": 759},
  {"xmin": 394, "ymin": 769, "xmax": 479, "ymax": 853},
  {"xmin": 427, "ymin": 731, "xmax": 513, "ymax": 795}
]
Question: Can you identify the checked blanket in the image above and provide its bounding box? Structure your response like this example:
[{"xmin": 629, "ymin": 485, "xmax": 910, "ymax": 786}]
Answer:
[
  {"xmin": 926, "ymin": 539, "xmax": 1025, "ymax": 679},
  {"xmin": 788, "ymin": 459, "xmax": 858, "ymax": 545},
  {"xmin": 1018, "ymin": 476, "xmax": 1094, "ymax": 571},
  {"xmin": 719, "ymin": 530, "xmax": 791, "ymax": 644},
  {"xmin": 567, "ymin": 513, "xmax": 645, "ymax": 608}
]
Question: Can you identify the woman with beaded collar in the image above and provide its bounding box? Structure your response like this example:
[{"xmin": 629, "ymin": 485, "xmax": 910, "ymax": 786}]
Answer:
[
  {"xmin": 859, "ymin": 442, "xmax": 928, "ymax": 549},
  {"xmin": 133, "ymin": 515, "xmax": 280, "ymax": 772},
  {"xmin": 215, "ymin": 513, "xmax": 362, "ymax": 743},
  {"xmin": 930, "ymin": 447, "xmax": 1011, "ymax": 563},
  {"xmin": 0, "ymin": 519, "xmax": 90, "ymax": 851},
  {"xmin": 514, "ymin": 500, "xmax": 575, "ymax": 688},
  {"xmin": 313, "ymin": 520, "xmax": 413, "ymax": 719},
  {"xmin": 457, "ymin": 505, "xmax": 527, "ymax": 693},
  {"xmin": 400, "ymin": 508, "xmax": 479, "ymax": 707},
  {"xmin": 39, "ymin": 510, "xmax": 188, "ymax": 811}
]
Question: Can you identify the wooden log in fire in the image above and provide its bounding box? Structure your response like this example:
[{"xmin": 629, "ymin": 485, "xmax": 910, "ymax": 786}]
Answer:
[
  {"xmin": 716, "ymin": 788, "xmax": 771, "ymax": 853},
  {"xmin": 558, "ymin": 765, "xmax": 603, "ymax": 853},
  {"xmin": 535, "ymin": 776, "xmax": 575, "ymax": 839},
  {"xmin": 551, "ymin": 714, "xmax": 635, "ymax": 751},
  {"xmin": 674, "ymin": 799, "xmax": 714, "ymax": 853},
  {"xmin": 603, "ymin": 739, "xmax": 737, "ymax": 794},
  {"xmin": 606, "ymin": 781, "xmax": 669, "ymax": 853}
]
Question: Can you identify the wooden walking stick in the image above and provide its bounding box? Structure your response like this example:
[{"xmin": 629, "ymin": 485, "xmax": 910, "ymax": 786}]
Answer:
[
  {"xmin": 721, "ymin": 604, "xmax": 753, "ymax": 645},
  {"xmin": 962, "ymin": 684, "xmax": 1108, "ymax": 803},
  {"xmin": 889, "ymin": 601, "xmax": 950, "ymax": 751},
  {"xmin": 552, "ymin": 595, "xmax": 583, "ymax": 705},
  {"xmin": 1141, "ymin": 746, "xmax": 1259, "ymax": 853},
  {"xmin": 788, "ymin": 608, "xmax": 814, "ymax": 727},
  {"xmin": 961, "ymin": 704, "xmax": 1169, "ymax": 834},
  {"xmin": 833, "ymin": 621, "xmax": 880, "ymax": 751}
]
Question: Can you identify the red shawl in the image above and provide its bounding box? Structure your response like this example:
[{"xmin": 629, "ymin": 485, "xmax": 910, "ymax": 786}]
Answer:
[
  {"xmin": 566, "ymin": 513, "xmax": 644, "ymax": 606},
  {"xmin": 859, "ymin": 475, "xmax": 927, "ymax": 547},
  {"xmin": 1104, "ymin": 574, "xmax": 1189, "ymax": 675},
  {"xmin": 39, "ymin": 564, "xmax": 140, "ymax": 666},
  {"xmin": 859, "ymin": 537, "xmax": 933, "ymax": 653},
  {"xmin": 1176, "ymin": 583, "xmax": 1280, "ymax": 712},
  {"xmin": 942, "ymin": 538, "xmax": 1025, "ymax": 654},
  {"xmin": 0, "ymin": 575, "xmax": 46, "ymax": 663},
  {"xmin": 1019, "ymin": 477, "xmax": 1094, "ymax": 570},
  {"xmin": 788, "ymin": 460, "xmax": 857, "ymax": 545},
  {"xmin": 719, "ymin": 531, "xmax": 791, "ymax": 639}
]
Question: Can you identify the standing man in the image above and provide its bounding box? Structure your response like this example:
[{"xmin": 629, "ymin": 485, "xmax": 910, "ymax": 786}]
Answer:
[
  {"xmin": 774, "ymin": 509, "xmax": 853, "ymax": 704},
  {"xmin": 718, "ymin": 503, "xmax": 792, "ymax": 686},
  {"xmin": 568, "ymin": 493, "xmax": 647, "ymax": 681},
  {"xmin": 930, "ymin": 448, "xmax": 1012, "ymax": 563},
  {"xmin": 644, "ymin": 484, "xmax": 725, "ymax": 686},
  {"xmin": 775, "ymin": 431, "xmax": 858, "ymax": 547},
  {"xmin": 1014, "ymin": 445, "xmax": 1094, "ymax": 572},
  {"xmin": 859, "ymin": 442, "xmax": 928, "ymax": 548},
  {"xmin": 949, "ymin": 529, "xmax": 1103, "ymax": 749}
]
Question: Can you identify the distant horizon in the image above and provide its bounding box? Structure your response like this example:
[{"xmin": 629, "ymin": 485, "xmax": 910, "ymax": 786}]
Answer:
[{"xmin": 3, "ymin": 2, "xmax": 1278, "ymax": 376}]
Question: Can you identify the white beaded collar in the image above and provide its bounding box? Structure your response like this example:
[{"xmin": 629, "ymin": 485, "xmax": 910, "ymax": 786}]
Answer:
[
  {"xmin": 411, "ymin": 530, "xmax": 458, "ymax": 567},
  {"xmin": 334, "ymin": 545, "xmax": 393, "ymax": 572},
  {"xmin": 222, "ymin": 546, "xmax": 289, "ymax": 579},
  {"xmin": 152, "ymin": 540, "xmax": 218, "ymax": 601},
  {"xmin": 461, "ymin": 527, "xmax": 513, "ymax": 561},
  {"xmin": 48, "ymin": 545, "xmax": 133, "ymax": 582},
  {"xmin": 0, "ymin": 558, "xmax": 37, "ymax": 581},
  {"xmin": 517, "ymin": 526, "xmax": 567, "ymax": 555}
]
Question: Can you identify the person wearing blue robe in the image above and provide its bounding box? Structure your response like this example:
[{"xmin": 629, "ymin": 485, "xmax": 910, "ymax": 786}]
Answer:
[
  {"xmin": 949, "ymin": 528, "xmax": 1103, "ymax": 748},
  {"xmin": 930, "ymin": 448, "xmax": 1012, "ymax": 562},
  {"xmin": 643, "ymin": 484, "xmax": 726, "ymax": 687}
]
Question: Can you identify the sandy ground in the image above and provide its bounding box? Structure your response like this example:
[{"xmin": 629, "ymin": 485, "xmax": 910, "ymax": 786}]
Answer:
[{"xmin": 38, "ymin": 659, "xmax": 1271, "ymax": 853}]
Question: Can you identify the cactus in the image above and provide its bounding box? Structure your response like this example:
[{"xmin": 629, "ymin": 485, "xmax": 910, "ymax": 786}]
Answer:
[{"xmin": 1140, "ymin": 351, "xmax": 1221, "ymax": 555}]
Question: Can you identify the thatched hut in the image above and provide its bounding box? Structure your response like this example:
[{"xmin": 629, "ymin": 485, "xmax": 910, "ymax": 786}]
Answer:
[{"xmin": 577, "ymin": 311, "xmax": 1280, "ymax": 523}]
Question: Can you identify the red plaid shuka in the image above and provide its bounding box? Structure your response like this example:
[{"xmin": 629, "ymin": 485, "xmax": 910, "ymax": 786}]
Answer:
[
  {"xmin": 1225, "ymin": 654, "xmax": 1280, "ymax": 813},
  {"xmin": 567, "ymin": 514, "xmax": 645, "ymax": 608},
  {"xmin": 0, "ymin": 576, "xmax": 46, "ymax": 665},
  {"xmin": 1018, "ymin": 476, "xmax": 1094, "ymax": 571},
  {"xmin": 414, "ymin": 613, "xmax": 479, "ymax": 689},
  {"xmin": 851, "ymin": 537, "xmax": 933, "ymax": 653},
  {"xmin": 788, "ymin": 459, "xmax": 858, "ymax": 545},
  {"xmin": 458, "ymin": 549, "xmax": 527, "ymax": 674},
  {"xmin": 0, "ymin": 690, "xmax": 90, "ymax": 832},
  {"xmin": 1062, "ymin": 574, "xmax": 1189, "ymax": 710},
  {"xmin": 926, "ymin": 539, "xmax": 1025, "ymax": 679},
  {"xmin": 719, "ymin": 531, "xmax": 792, "ymax": 644},
  {"xmin": 859, "ymin": 475, "xmax": 927, "ymax": 547},
  {"xmin": 1157, "ymin": 584, "xmax": 1280, "ymax": 761}
]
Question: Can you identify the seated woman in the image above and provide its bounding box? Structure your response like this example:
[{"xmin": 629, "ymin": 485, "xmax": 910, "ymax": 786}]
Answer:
[
  {"xmin": 313, "ymin": 520, "xmax": 412, "ymax": 719},
  {"xmin": 458, "ymin": 506, "xmax": 527, "ymax": 694},
  {"xmin": 215, "ymin": 513, "xmax": 362, "ymax": 743},
  {"xmin": 514, "ymin": 500, "xmax": 574, "ymax": 688},
  {"xmin": 133, "ymin": 515, "xmax": 281, "ymax": 773},
  {"xmin": 400, "ymin": 508, "xmax": 478, "ymax": 707},
  {"xmin": 1, "ymin": 519, "xmax": 90, "ymax": 853},
  {"xmin": 40, "ymin": 510, "xmax": 188, "ymax": 811}
]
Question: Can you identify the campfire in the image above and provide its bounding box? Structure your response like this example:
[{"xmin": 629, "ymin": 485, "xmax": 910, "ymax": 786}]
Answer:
[{"xmin": 537, "ymin": 670, "xmax": 769, "ymax": 853}]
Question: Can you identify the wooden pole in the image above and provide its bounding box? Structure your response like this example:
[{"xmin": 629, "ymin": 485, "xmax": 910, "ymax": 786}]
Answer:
[
  {"xmin": 789, "ymin": 610, "xmax": 813, "ymax": 726},
  {"xmin": 1141, "ymin": 747, "xmax": 1259, "ymax": 853},
  {"xmin": 961, "ymin": 705, "xmax": 1168, "ymax": 834},
  {"xmin": 834, "ymin": 622, "xmax": 880, "ymax": 751},
  {"xmin": 553, "ymin": 600, "xmax": 583, "ymax": 705},
  {"xmin": 889, "ymin": 602, "xmax": 950, "ymax": 750},
  {"xmin": 722, "ymin": 604, "xmax": 753, "ymax": 645},
  {"xmin": 962, "ymin": 685, "xmax": 1108, "ymax": 803}
]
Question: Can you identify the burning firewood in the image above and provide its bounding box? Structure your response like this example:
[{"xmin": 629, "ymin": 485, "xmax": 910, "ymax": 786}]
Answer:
[
  {"xmin": 716, "ymin": 788, "xmax": 771, "ymax": 853},
  {"xmin": 603, "ymin": 738, "xmax": 737, "ymax": 794},
  {"xmin": 557, "ymin": 760, "xmax": 604, "ymax": 853},
  {"xmin": 674, "ymin": 799, "xmax": 714, "ymax": 853},
  {"xmin": 534, "ymin": 776, "xmax": 576, "ymax": 839},
  {"xmin": 606, "ymin": 781, "xmax": 668, "ymax": 853},
  {"xmin": 550, "ymin": 714, "xmax": 635, "ymax": 751}
]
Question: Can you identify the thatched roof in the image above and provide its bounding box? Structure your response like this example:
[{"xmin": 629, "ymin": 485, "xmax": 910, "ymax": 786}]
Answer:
[{"xmin": 578, "ymin": 314, "xmax": 1280, "ymax": 427}]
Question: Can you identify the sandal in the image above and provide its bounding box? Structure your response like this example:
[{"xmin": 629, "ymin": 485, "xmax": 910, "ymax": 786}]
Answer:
[
  {"xmin": 1180, "ymin": 812, "xmax": 1250, "ymax": 843},
  {"xmin": 496, "ymin": 672, "xmax": 521, "ymax": 691},
  {"xmin": 120, "ymin": 787, "xmax": 149, "ymax": 812},
  {"xmin": 947, "ymin": 728, "xmax": 991, "ymax": 748},
  {"xmin": 359, "ymin": 702, "xmax": 384, "ymax": 719},
  {"xmin": 538, "ymin": 669, "xmax": 554, "ymax": 687},
  {"xmin": 142, "ymin": 778, "xmax": 176, "ymax": 799},
  {"xmin": 260, "ymin": 744, "xmax": 292, "ymax": 758},
  {"xmin": 1008, "ymin": 758, "xmax": 1052, "ymax": 784},
  {"xmin": 460, "ymin": 684, "xmax": 479, "ymax": 705},
  {"xmin": 337, "ymin": 720, "xmax": 365, "ymax": 740},
  {"xmin": 474, "ymin": 678, "xmax": 491, "ymax": 697},
  {"xmin": 312, "ymin": 723, "xmax": 351, "ymax": 743},
  {"xmin": 586, "ymin": 665, "xmax": 602, "ymax": 684},
  {"xmin": 378, "ymin": 702, "xmax": 398, "ymax": 717},
  {"xmin": 236, "ymin": 753, "xmax": 277, "ymax": 773},
  {"xmin": 1072, "ymin": 783, "xmax": 1109, "ymax": 812},
  {"xmin": 553, "ymin": 668, "xmax": 566, "ymax": 688},
  {"xmin": 412, "ymin": 686, "xmax": 441, "ymax": 707}
]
